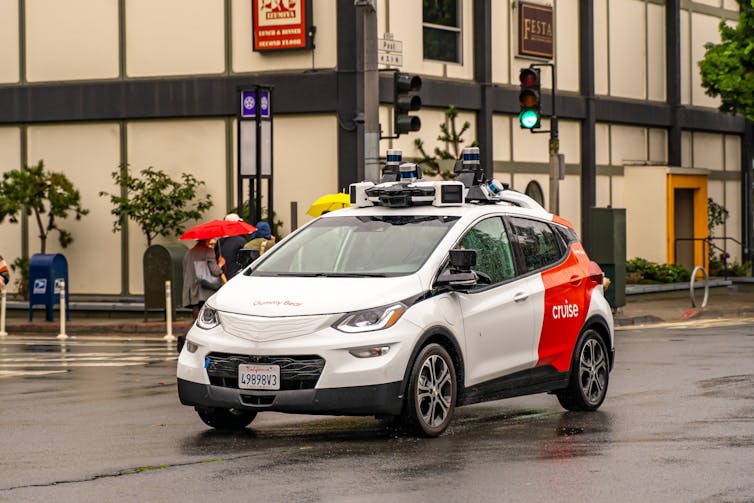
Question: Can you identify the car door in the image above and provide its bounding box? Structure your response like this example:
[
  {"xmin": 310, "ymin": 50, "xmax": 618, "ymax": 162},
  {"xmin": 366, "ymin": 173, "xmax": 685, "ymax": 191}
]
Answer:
[
  {"xmin": 453, "ymin": 216, "xmax": 541, "ymax": 386},
  {"xmin": 507, "ymin": 216, "xmax": 588, "ymax": 373}
]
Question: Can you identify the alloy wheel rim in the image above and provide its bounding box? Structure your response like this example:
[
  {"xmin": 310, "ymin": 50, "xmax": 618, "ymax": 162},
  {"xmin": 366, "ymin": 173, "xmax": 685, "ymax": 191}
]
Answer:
[
  {"xmin": 578, "ymin": 338, "xmax": 608, "ymax": 405},
  {"xmin": 417, "ymin": 354, "xmax": 452, "ymax": 427}
]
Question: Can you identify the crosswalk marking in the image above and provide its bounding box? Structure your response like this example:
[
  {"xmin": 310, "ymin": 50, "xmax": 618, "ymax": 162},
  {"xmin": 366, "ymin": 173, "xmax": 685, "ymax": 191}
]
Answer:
[{"xmin": 0, "ymin": 335, "xmax": 178, "ymax": 378}]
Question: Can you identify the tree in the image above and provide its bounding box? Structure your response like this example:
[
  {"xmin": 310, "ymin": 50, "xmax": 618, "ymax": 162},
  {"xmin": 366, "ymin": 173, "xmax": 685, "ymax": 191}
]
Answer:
[
  {"xmin": 100, "ymin": 165, "xmax": 213, "ymax": 246},
  {"xmin": 414, "ymin": 105, "xmax": 478, "ymax": 180},
  {"xmin": 698, "ymin": 0, "xmax": 754, "ymax": 121},
  {"xmin": 0, "ymin": 160, "xmax": 89, "ymax": 254}
]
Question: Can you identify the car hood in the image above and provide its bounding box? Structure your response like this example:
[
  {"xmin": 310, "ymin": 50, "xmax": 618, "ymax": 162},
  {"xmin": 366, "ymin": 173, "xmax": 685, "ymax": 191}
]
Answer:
[{"xmin": 211, "ymin": 274, "xmax": 425, "ymax": 317}]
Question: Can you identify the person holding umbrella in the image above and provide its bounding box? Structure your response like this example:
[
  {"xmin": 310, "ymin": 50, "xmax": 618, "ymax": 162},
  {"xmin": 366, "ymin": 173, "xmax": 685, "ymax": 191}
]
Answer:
[
  {"xmin": 215, "ymin": 213, "xmax": 249, "ymax": 279},
  {"xmin": 181, "ymin": 238, "xmax": 224, "ymax": 320},
  {"xmin": 179, "ymin": 217, "xmax": 256, "ymax": 319}
]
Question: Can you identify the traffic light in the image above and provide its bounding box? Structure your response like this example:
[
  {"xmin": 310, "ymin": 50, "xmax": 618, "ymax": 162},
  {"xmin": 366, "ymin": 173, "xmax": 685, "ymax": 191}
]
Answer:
[
  {"xmin": 518, "ymin": 67, "xmax": 541, "ymax": 129},
  {"xmin": 394, "ymin": 72, "xmax": 422, "ymax": 135}
]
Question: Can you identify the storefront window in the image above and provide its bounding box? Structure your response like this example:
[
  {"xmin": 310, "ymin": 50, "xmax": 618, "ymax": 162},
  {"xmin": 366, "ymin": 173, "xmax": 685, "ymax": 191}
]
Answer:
[{"xmin": 423, "ymin": 0, "xmax": 461, "ymax": 63}]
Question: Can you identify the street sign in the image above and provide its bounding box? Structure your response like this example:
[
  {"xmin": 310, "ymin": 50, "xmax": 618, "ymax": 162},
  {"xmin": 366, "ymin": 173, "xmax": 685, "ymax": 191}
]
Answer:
[
  {"xmin": 378, "ymin": 38, "xmax": 403, "ymax": 53},
  {"xmin": 378, "ymin": 33, "xmax": 403, "ymax": 67},
  {"xmin": 378, "ymin": 53, "xmax": 403, "ymax": 66}
]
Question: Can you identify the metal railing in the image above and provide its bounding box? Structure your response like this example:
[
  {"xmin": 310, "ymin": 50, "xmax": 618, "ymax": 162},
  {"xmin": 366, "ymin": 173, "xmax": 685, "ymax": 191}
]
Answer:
[{"xmin": 673, "ymin": 235, "xmax": 744, "ymax": 277}]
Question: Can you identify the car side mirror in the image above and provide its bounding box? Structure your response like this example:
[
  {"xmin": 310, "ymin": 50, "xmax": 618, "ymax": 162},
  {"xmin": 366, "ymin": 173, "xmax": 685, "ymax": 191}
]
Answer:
[
  {"xmin": 449, "ymin": 248, "xmax": 476, "ymax": 271},
  {"xmin": 435, "ymin": 249, "xmax": 478, "ymax": 290}
]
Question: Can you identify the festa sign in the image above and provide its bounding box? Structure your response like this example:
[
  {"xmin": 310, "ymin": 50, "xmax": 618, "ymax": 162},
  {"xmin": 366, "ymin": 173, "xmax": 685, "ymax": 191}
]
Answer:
[
  {"xmin": 253, "ymin": 0, "xmax": 313, "ymax": 52},
  {"xmin": 518, "ymin": 1, "xmax": 554, "ymax": 60}
]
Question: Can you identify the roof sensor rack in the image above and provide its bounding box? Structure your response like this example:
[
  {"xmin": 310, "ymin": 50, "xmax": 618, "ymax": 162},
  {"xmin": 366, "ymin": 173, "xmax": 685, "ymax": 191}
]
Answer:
[{"xmin": 347, "ymin": 147, "xmax": 548, "ymax": 213}]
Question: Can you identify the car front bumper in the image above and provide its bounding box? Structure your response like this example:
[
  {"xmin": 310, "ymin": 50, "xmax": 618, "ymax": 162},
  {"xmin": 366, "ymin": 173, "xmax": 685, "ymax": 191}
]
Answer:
[
  {"xmin": 176, "ymin": 314, "xmax": 424, "ymax": 416},
  {"xmin": 177, "ymin": 378, "xmax": 404, "ymax": 415}
]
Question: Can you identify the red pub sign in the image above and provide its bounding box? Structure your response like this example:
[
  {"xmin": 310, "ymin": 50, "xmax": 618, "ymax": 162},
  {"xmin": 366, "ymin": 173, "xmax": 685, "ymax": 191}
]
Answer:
[{"xmin": 253, "ymin": 0, "xmax": 313, "ymax": 52}]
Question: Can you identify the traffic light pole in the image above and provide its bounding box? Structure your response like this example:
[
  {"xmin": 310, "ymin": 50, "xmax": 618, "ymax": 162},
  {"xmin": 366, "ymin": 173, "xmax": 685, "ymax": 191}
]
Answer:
[
  {"xmin": 356, "ymin": 0, "xmax": 380, "ymax": 183},
  {"xmin": 528, "ymin": 63, "xmax": 560, "ymax": 214}
]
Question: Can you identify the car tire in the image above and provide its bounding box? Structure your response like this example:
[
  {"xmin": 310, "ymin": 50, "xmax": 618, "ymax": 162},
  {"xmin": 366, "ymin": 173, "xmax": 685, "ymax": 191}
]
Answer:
[
  {"xmin": 401, "ymin": 343, "xmax": 457, "ymax": 437},
  {"xmin": 196, "ymin": 407, "xmax": 257, "ymax": 430},
  {"xmin": 556, "ymin": 328, "xmax": 610, "ymax": 411}
]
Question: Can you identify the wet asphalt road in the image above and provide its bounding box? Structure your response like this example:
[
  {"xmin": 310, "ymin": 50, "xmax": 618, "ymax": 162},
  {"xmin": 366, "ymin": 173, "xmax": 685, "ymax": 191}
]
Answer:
[{"xmin": 1, "ymin": 319, "xmax": 753, "ymax": 502}]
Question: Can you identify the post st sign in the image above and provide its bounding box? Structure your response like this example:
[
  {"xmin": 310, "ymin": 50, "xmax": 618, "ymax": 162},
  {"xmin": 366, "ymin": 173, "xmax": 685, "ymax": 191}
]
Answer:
[{"xmin": 518, "ymin": 1, "xmax": 554, "ymax": 60}]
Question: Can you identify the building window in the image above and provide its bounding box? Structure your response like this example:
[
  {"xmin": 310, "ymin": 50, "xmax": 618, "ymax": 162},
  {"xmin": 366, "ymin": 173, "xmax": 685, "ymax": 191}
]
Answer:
[
  {"xmin": 423, "ymin": 0, "xmax": 461, "ymax": 64},
  {"xmin": 525, "ymin": 180, "xmax": 545, "ymax": 206}
]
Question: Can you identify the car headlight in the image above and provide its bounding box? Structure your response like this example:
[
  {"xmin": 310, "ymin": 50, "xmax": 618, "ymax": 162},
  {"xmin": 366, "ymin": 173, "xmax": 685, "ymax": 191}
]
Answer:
[
  {"xmin": 196, "ymin": 305, "xmax": 220, "ymax": 330},
  {"xmin": 334, "ymin": 303, "xmax": 406, "ymax": 333}
]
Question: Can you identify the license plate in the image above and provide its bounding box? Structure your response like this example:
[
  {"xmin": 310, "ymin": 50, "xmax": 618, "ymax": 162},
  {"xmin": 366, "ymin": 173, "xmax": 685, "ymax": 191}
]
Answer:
[{"xmin": 238, "ymin": 364, "xmax": 280, "ymax": 390}]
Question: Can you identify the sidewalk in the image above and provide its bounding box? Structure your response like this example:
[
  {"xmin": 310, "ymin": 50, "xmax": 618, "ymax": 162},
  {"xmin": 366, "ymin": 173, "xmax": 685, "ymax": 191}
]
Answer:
[
  {"xmin": 2, "ymin": 280, "xmax": 753, "ymax": 336},
  {"xmin": 616, "ymin": 280, "xmax": 754, "ymax": 326}
]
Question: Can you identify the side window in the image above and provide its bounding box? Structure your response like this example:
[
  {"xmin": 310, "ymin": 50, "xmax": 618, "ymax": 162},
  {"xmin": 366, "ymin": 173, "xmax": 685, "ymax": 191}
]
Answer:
[
  {"xmin": 422, "ymin": 0, "xmax": 462, "ymax": 63},
  {"xmin": 459, "ymin": 217, "xmax": 516, "ymax": 286},
  {"xmin": 555, "ymin": 224, "xmax": 578, "ymax": 246},
  {"xmin": 509, "ymin": 217, "xmax": 564, "ymax": 272}
]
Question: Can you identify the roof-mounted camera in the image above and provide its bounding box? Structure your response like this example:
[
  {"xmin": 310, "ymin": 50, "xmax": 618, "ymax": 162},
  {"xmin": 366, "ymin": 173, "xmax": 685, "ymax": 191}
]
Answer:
[{"xmin": 347, "ymin": 147, "xmax": 547, "ymax": 213}]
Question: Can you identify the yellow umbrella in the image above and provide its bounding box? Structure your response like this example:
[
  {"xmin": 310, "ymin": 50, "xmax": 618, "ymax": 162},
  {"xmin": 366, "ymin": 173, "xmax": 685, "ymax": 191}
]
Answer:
[{"xmin": 306, "ymin": 193, "xmax": 351, "ymax": 217}]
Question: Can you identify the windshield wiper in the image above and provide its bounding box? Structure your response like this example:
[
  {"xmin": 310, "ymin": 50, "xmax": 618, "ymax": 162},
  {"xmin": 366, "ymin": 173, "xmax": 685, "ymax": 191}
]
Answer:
[
  {"xmin": 256, "ymin": 272, "xmax": 388, "ymax": 278},
  {"xmin": 325, "ymin": 272, "xmax": 388, "ymax": 277}
]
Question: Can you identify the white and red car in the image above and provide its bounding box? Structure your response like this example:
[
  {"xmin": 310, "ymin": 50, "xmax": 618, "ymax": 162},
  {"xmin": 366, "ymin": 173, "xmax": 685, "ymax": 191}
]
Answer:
[{"xmin": 177, "ymin": 163, "xmax": 614, "ymax": 437}]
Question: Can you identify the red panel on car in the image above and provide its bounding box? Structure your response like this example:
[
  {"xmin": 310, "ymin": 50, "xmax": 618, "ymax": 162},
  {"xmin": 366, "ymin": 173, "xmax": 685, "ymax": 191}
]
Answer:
[{"xmin": 537, "ymin": 243, "xmax": 595, "ymax": 371}]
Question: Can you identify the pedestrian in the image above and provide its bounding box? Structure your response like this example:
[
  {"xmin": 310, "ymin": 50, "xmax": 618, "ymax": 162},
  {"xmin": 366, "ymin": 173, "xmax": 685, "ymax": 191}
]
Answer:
[
  {"xmin": 0, "ymin": 255, "xmax": 9, "ymax": 292},
  {"xmin": 215, "ymin": 213, "xmax": 249, "ymax": 279},
  {"xmin": 182, "ymin": 238, "xmax": 224, "ymax": 320},
  {"xmin": 240, "ymin": 221, "xmax": 276, "ymax": 266}
]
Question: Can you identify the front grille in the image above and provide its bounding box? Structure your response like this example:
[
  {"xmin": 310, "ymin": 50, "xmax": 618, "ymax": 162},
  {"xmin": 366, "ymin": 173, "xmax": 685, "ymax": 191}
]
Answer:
[
  {"xmin": 218, "ymin": 312, "xmax": 335, "ymax": 342},
  {"xmin": 205, "ymin": 352, "xmax": 325, "ymax": 390}
]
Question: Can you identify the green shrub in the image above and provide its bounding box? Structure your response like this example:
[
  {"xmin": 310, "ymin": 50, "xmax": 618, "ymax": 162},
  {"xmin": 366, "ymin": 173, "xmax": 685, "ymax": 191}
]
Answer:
[
  {"xmin": 626, "ymin": 257, "xmax": 691, "ymax": 283},
  {"xmin": 726, "ymin": 261, "xmax": 751, "ymax": 277}
]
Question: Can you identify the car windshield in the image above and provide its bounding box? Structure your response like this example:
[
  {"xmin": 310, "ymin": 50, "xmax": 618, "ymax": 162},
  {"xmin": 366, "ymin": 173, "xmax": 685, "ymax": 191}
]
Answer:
[{"xmin": 252, "ymin": 215, "xmax": 460, "ymax": 277}]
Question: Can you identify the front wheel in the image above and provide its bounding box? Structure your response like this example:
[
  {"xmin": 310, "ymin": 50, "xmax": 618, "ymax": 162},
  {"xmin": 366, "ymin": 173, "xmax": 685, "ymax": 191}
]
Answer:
[
  {"xmin": 401, "ymin": 343, "xmax": 457, "ymax": 437},
  {"xmin": 556, "ymin": 329, "xmax": 610, "ymax": 411},
  {"xmin": 196, "ymin": 407, "xmax": 257, "ymax": 430}
]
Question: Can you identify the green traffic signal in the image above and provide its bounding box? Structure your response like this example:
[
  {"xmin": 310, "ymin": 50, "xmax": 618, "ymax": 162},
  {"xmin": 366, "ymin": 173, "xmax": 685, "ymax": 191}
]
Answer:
[
  {"xmin": 518, "ymin": 67, "xmax": 541, "ymax": 130},
  {"xmin": 518, "ymin": 109, "xmax": 540, "ymax": 129}
]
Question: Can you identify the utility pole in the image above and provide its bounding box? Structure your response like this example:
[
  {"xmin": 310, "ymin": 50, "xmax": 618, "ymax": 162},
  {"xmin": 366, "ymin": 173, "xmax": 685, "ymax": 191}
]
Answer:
[
  {"xmin": 355, "ymin": 0, "xmax": 380, "ymax": 183},
  {"xmin": 548, "ymin": 118, "xmax": 560, "ymax": 214}
]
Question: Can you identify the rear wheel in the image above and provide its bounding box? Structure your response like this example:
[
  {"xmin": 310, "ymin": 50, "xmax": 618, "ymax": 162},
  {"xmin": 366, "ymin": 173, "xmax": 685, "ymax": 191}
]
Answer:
[
  {"xmin": 401, "ymin": 343, "xmax": 457, "ymax": 437},
  {"xmin": 196, "ymin": 407, "xmax": 257, "ymax": 430},
  {"xmin": 556, "ymin": 329, "xmax": 609, "ymax": 411}
]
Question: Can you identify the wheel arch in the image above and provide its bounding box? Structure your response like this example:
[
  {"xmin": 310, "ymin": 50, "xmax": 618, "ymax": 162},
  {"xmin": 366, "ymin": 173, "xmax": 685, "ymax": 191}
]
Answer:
[
  {"xmin": 400, "ymin": 325, "xmax": 466, "ymax": 405},
  {"xmin": 582, "ymin": 314, "xmax": 615, "ymax": 370}
]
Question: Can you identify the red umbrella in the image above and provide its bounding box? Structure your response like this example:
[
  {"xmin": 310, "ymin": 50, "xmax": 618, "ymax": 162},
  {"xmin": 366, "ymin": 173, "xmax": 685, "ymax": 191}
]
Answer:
[{"xmin": 179, "ymin": 220, "xmax": 256, "ymax": 241}]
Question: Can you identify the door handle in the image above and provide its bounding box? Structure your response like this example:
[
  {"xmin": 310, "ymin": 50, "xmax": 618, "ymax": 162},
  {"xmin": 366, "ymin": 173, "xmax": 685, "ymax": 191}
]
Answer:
[
  {"xmin": 513, "ymin": 292, "xmax": 528, "ymax": 303},
  {"xmin": 569, "ymin": 275, "xmax": 582, "ymax": 287}
]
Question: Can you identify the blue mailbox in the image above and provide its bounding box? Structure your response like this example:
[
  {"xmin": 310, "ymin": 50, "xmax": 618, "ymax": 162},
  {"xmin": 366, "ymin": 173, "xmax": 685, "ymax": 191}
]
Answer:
[{"xmin": 28, "ymin": 253, "xmax": 69, "ymax": 322}]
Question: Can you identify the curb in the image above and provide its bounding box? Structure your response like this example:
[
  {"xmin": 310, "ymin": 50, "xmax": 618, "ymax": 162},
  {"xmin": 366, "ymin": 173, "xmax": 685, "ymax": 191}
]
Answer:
[
  {"xmin": 614, "ymin": 315, "xmax": 664, "ymax": 327},
  {"xmin": 681, "ymin": 307, "xmax": 754, "ymax": 320},
  {"xmin": 615, "ymin": 307, "xmax": 754, "ymax": 327}
]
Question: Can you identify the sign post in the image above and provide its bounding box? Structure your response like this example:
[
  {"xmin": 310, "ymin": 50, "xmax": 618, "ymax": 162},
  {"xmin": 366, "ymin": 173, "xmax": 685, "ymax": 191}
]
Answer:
[{"xmin": 238, "ymin": 86, "xmax": 274, "ymax": 225}]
